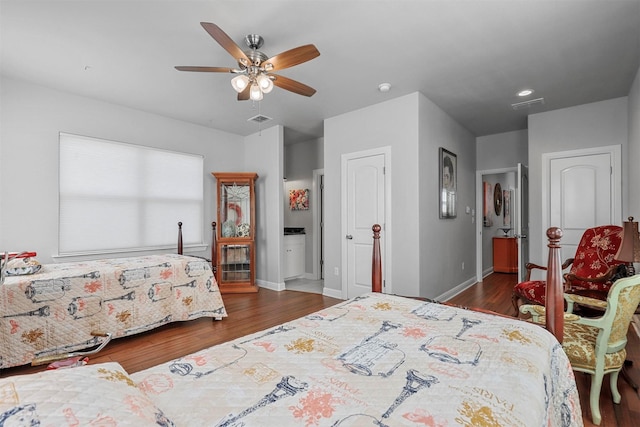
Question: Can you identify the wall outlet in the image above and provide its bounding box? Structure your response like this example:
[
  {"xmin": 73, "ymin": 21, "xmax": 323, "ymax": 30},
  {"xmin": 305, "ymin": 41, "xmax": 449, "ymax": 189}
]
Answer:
[
  {"xmin": 334, "ymin": 267, "xmax": 339, "ymax": 276},
  {"xmin": 461, "ymin": 262, "xmax": 465, "ymax": 270}
]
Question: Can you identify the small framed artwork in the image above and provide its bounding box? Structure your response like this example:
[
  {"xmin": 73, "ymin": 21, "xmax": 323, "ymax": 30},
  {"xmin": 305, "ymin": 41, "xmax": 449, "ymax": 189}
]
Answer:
[
  {"xmin": 289, "ymin": 189, "xmax": 309, "ymax": 210},
  {"xmin": 483, "ymin": 181, "xmax": 493, "ymax": 227},
  {"xmin": 493, "ymin": 182, "xmax": 502, "ymax": 216},
  {"xmin": 439, "ymin": 147, "xmax": 457, "ymax": 218},
  {"xmin": 503, "ymin": 189, "xmax": 512, "ymax": 227}
]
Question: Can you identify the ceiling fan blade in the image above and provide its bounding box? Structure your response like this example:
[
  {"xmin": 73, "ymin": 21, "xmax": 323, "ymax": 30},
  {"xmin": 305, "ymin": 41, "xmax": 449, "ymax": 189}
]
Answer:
[
  {"xmin": 271, "ymin": 74, "xmax": 316, "ymax": 97},
  {"xmin": 237, "ymin": 85, "xmax": 250, "ymax": 101},
  {"xmin": 200, "ymin": 22, "xmax": 250, "ymax": 65},
  {"xmin": 175, "ymin": 66, "xmax": 234, "ymax": 73},
  {"xmin": 262, "ymin": 44, "xmax": 320, "ymax": 71}
]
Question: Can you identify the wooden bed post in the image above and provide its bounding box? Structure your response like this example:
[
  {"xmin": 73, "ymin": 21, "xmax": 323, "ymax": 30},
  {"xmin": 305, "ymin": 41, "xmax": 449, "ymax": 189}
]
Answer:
[
  {"xmin": 177, "ymin": 222, "xmax": 183, "ymax": 255},
  {"xmin": 545, "ymin": 227, "xmax": 564, "ymax": 343},
  {"xmin": 372, "ymin": 224, "xmax": 382, "ymax": 293},
  {"xmin": 211, "ymin": 221, "xmax": 217, "ymax": 277}
]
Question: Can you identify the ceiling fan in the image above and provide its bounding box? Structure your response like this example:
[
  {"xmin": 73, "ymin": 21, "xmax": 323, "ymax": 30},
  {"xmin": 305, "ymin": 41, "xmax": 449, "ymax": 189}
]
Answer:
[{"xmin": 176, "ymin": 22, "xmax": 320, "ymax": 101}]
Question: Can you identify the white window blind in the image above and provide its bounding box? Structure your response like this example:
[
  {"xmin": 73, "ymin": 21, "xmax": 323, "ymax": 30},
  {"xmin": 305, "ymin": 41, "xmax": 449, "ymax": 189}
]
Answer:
[{"xmin": 59, "ymin": 133, "xmax": 204, "ymax": 255}]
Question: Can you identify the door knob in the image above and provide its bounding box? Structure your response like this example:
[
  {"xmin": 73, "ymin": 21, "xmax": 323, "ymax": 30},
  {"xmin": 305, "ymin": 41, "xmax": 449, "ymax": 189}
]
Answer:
[{"xmin": 346, "ymin": 235, "xmax": 353, "ymax": 240}]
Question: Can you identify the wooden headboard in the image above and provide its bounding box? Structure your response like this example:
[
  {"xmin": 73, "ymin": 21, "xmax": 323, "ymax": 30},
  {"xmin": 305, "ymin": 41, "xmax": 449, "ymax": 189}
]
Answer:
[{"xmin": 370, "ymin": 223, "xmax": 565, "ymax": 343}]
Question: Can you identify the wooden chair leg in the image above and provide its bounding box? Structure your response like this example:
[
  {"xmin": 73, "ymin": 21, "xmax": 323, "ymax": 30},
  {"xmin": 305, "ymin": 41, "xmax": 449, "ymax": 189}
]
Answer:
[{"xmin": 512, "ymin": 293, "xmax": 521, "ymax": 316}]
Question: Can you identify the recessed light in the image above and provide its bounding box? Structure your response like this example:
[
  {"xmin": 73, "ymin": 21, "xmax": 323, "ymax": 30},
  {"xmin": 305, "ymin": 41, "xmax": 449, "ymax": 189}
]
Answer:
[
  {"xmin": 517, "ymin": 89, "xmax": 534, "ymax": 97},
  {"xmin": 378, "ymin": 83, "xmax": 391, "ymax": 93}
]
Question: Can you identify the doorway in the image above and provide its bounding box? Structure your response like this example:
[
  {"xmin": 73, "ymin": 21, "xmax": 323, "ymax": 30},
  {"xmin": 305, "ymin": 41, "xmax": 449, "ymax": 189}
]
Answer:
[
  {"xmin": 475, "ymin": 167, "xmax": 521, "ymax": 282},
  {"xmin": 341, "ymin": 147, "xmax": 390, "ymax": 299}
]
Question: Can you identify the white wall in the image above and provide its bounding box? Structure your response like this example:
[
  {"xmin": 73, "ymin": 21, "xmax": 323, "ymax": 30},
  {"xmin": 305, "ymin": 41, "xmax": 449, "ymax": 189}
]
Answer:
[
  {"xmin": 628, "ymin": 66, "xmax": 640, "ymax": 218},
  {"xmin": 418, "ymin": 94, "xmax": 476, "ymax": 298},
  {"xmin": 325, "ymin": 93, "xmax": 420, "ymax": 295},
  {"xmin": 476, "ymin": 130, "xmax": 528, "ymax": 171},
  {"xmin": 0, "ymin": 77, "xmax": 244, "ymax": 263},
  {"xmin": 324, "ymin": 92, "xmax": 476, "ymax": 299},
  {"xmin": 244, "ymin": 125, "xmax": 284, "ymax": 289},
  {"xmin": 528, "ymin": 97, "xmax": 629, "ymax": 265}
]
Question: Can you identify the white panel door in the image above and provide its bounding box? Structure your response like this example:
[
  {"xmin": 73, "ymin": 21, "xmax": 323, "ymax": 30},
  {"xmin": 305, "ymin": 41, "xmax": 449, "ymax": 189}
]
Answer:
[
  {"xmin": 548, "ymin": 150, "xmax": 617, "ymax": 260},
  {"xmin": 345, "ymin": 153, "xmax": 386, "ymax": 298}
]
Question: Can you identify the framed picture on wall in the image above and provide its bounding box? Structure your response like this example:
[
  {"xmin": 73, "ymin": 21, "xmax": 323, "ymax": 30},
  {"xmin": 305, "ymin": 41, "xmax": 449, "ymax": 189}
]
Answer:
[
  {"xmin": 289, "ymin": 189, "xmax": 310, "ymax": 210},
  {"xmin": 439, "ymin": 147, "xmax": 457, "ymax": 219},
  {"xmin": 503, "ymin": 189, "xmax": 512, "ymax": 227}
]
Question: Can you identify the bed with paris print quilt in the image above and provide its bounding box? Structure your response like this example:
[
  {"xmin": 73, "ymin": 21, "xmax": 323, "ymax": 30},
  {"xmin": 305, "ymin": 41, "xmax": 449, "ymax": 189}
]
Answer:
[
  {"xmin": 0, "ymin": 254, "xmax": 226, "ymax": 369},
  {"xmin": 127, "ymin": 292, "xmax": 582, "ymax": 426},
  {"xmin": 0, "ymin": 292, "xmax": 581, "ymax": 426}
]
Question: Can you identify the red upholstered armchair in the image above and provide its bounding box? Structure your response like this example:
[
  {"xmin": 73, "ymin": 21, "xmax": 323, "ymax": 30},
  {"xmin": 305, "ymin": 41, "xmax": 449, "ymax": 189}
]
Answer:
[{"xmin": 512, "ymin": 225, "xmax": 625, "ymax": 314}]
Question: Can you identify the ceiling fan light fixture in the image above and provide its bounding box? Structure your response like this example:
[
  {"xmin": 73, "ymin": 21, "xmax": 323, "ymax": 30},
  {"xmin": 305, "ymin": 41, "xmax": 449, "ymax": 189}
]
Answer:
[
  {"xmin": 231, "ymin": 74, "xmax": 250, "ymax": 93},
  {"xmin": 176, "ymin": 23, "xmax": 319, "ymax": 101},
  {"xmin": 250, "ymin": 83, "xmax": 263, "ymax": 101},
  {"xmin": 257, "ymin": 74, "xmax": 274, "ymax": 93}
]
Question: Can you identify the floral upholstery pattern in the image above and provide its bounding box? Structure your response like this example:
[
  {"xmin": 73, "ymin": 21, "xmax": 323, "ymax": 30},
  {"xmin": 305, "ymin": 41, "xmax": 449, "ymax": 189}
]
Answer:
[
  {"xmin": 513, "ymin": 225, "xmax": 623, "ymax": 309},
  {"xmin": 514, "ymin": 279, "xmax": 548, "ymax": 305},
  {"xmin": 562, "ymin": 322, "xmax": 626, "ymax": 371},
  {"xmin": 567, "ymin": 225, "xmax": 624, "ymax": 291}
]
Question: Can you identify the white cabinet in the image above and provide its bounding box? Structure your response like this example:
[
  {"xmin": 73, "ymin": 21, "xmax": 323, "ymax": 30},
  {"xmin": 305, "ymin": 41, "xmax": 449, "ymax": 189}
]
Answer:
[{"xmin": 284, "ymin": 234, "xmax": 305, "ymax": 279}]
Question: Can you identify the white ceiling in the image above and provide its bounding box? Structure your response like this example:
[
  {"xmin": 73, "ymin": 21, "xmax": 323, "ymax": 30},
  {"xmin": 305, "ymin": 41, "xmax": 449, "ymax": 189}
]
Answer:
[{"xmin": 2, "ymin": 0, "xmax": 639, "ymax": 144}]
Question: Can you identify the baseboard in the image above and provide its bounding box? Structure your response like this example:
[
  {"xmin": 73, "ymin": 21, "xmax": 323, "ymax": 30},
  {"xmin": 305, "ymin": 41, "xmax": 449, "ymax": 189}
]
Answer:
[
  {"xmin": 322, "ymin": 287, "xmax": 343, "ymax": 299},
  {"xmin": 435, "ymin": 277, "xmax": 478, "ymax": 302},
  {"xmin": 257, "ymin": 279, "xmax": 286, "ymax": 292}
]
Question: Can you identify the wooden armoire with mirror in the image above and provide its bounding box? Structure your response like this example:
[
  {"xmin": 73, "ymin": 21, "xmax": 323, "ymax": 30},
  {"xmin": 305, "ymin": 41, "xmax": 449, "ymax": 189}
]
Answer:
[{"xmin": 212, "ymin": 172, "xmax": 258, "ymax": 293}]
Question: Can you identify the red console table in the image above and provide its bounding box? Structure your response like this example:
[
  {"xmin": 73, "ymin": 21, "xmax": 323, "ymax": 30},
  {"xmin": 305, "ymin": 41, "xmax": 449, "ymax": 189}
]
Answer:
[{"xmin": 493, "ymin": 237, "xmax": 518, "ymax": 273}]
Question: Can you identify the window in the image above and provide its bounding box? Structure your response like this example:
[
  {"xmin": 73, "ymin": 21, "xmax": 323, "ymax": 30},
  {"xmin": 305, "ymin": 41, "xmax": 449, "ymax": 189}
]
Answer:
[{"xmin": 59, "ymin": 133, "xmax": 203, "ymax": 255}]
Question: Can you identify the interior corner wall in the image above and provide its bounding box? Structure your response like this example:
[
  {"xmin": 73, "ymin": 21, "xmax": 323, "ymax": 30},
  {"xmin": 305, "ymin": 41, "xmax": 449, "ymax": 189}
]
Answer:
[
  {"xmin": 0, "ymin": 76, "xmax": 244, "ymax": 264},
  {"xmin": 628, "ymin": 66, "xmax": 640, "ymax": 218},
  {"xmin": 527, "ymin": 97, "xmax": 629, "ymax": 266},
  {"xmin": 476, "ymin": 129, "xmax": 528, "ymax": 171},
  {"xmin": 244, "ymin": 125, "xmax": 284, "ymax": 288},
  {"xmin": 324, "ymin": 93, "xmax": 421, "ymax": 297},
  {"xmin": 417, "ymin": 94, "xmax": 476, "ymax": 299},
  {"xmin": 283, "ymin": 138, "xmax": 323, "ymax": 274}
]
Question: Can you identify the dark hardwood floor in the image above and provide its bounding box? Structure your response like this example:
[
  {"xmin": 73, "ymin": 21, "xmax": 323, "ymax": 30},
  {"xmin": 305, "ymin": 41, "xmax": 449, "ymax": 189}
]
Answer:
[{"xmin": 2, "ymin": 273, "xmax": 639, "ymax": 426}]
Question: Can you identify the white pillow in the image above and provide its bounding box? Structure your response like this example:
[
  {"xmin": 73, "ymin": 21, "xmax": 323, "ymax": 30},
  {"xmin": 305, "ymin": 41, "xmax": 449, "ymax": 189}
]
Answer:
[{"xmin": 0, "ymin": 362, "xmax": 175, "ymax": 426}]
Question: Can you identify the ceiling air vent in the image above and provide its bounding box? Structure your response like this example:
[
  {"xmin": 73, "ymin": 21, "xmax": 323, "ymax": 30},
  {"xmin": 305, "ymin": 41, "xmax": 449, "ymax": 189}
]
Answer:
[
  {"xmin": 248, "ymin": 114, "xmax": 273, "ymax": 124},
  {"xmin": 511, "ymin": 97, "xmax": 545, "ymax": 110}
]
